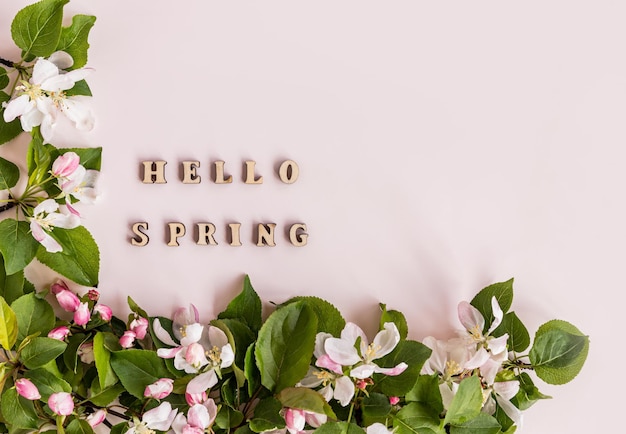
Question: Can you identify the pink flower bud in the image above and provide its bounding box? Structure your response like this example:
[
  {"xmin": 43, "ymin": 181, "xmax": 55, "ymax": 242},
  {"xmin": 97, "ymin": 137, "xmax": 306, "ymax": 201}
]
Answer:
[
  {"xmin": 15, "ymin": 378, "xmax": 41, "ymax": 400},
  {"xmin": 130, "ymin": 317, "xmax": 149, "ymax": 340},
  {"xmin": 185, "ymin": 391, "xmax": 208, "ymax": 406},
  {"xmin": 56, "ymin": 289, "xmax": 80, "ymax": 312},
  {"xmin": 389, "ymin": 396, "xmax": 400, "ymax": 405},
  {"xmin": 185, "ymin": 343, "xmax": 208, "ymax": 368},
  {"xmin": 73, "ymin": 302, "xmax": 91, "ymax": 326},
  {"xmin": 94, "ymin": 304, "xmax": 112, "ymax": 321},
  {"xmin": 52, "ymin": 152, "xmax": 80, "ymax": 177},
  {"xmin": 285, "ymin": 408, "xmax": 306, "ymax": 434},
  {"xmin": 87, "ymin": 289, "xmax": 100, "ymax": 301},
  {"xmin": 78, "ymin": 342, "xmax": 95, "ymax": 364},
  {"xmin": 48, "ymin": 326, "xmax": 70, "ymax": 341},
  {"xmin": 119, "ymin": 330, "xmax": 136, "ymax": 348},
  {"xmin": 86, "ymin": 409, "xmax": 106, "ymax": 427},
  {"xmin": 144, "ymin": 378, "xmax": 174, "ymax": 399},
  {"xmin": 48, "ymin": 392, "xmax": 74, "ymax": 416},
  {"xmin": 51, "ymin": 280, "xmax": 70, "ymax": 295}
]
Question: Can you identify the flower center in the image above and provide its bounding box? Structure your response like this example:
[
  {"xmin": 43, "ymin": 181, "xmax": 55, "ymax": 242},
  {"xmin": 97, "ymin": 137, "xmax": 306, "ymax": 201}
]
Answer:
[
  {"xmin": 314, "ymin": 370, "xmax": 334, "ymax": 386},
  {"xmin": 206, "ymin": 345, "xmax": 222, "ymax": 366},
  {"xmin": 19, "ymin": 81, "xmax": 44, "ymax": 100},
  {"xmin": 444, "ymin": 360, "xmax": 461, "ymax": 379},
  {"xmin": 364, "ymin": 343, "xmax": 382, "ymax": 362}
]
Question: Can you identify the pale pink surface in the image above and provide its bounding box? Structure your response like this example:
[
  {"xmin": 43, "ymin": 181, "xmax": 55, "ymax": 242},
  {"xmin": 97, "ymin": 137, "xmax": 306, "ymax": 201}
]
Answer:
[{"xmin": 1, "ymin": 1, "xmax": 624, "ymax": 432}]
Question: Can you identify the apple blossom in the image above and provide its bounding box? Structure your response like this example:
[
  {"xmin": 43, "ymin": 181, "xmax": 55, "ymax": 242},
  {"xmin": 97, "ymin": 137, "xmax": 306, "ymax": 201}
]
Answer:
[
  {"xmin": 144, "ymin": 378, "xmax": 174, "ymax": 399},
  {"xmin": 366, "ymin": 423, "xmax": 394, "ymax": 434},
  {"xmin": 49, "ymin": 392, "xmax": 74, "ymax": 416},
  {"xmin": 86, "ymin": 409, "xmax": 107, "ymax": 428},
  {"xmin": 29, "ymin": 199, "xmax": 80, "ymax": 253},
  {"xmin": 458, "ymin": 297, "xmax": 509, "ymax": 356},
  {"xmin": 284, "ymin": 408, "xmax": 327, "ymax": 434},
  {"xmin": 48, "ymin": 326, "xmax": 70, "ymax": 340},
  {"xmin": 126, "ymin": 401, "xmax": 177, "ymax": 434},
  {"xmin": 52, "ymin": 152, "xmax": 80, "ymax": 178},
  {"xmin": 55, "ymin": 288, "xmax": 80, "ymax": 312},
  {"xmin": 15, "ymin": 378, "xmax": 41, "ymax": 400},
  {"xmin": 120, "ymin": 330, "xmax": 137, "ymax": 348},
  {"xmin": 74, "ymin": 302, "xmax": 91, "ymax": 325},
  {"xmin": 171, "ymin": 400, "xmax": 217, "ymax": 434},
  {"xmin": 94, "ymin": 304, "xmax": 112, "ymax": 321},
  {"xmin": 130, "ymin": 316, "xmax": 149, "ymax": 339}
]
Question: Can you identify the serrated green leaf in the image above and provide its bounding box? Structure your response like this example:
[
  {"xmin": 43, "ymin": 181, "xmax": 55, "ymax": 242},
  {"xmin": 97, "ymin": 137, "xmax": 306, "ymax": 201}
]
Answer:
[
  {"xmin": 492, "ymin": 311, "xmax": 530, "ymax": 353},
  {"xmin": 20, "ymin": 336, "xmax": 66, "ymax": 368},
  {"xmin": 449, "ymin": 413, "xmax": 501, "ymax": 434},
  {"xmin": 110, "ymin": 349, "xmax": 171, "ymax": 398},
  {"xmin": 470, "ymin": 279, "xmax": 514, "ymax": 333},
  {"xmin": 64, "ymin": 78, "xmax": 92, "ymax": 96},
  {"xmin": 245, "ymin": 343, "xmax": 261, "ymax": 397},
  {"xmin": 530, "ymin": 320, "xmax": 589, "ymax": 385},
  {"xmin": 255, "ymin": 302, "xmax": 317, "ymax": 392},
  {"xmin": 0, "ymin": 92, "xmax": 23, "ymax": 145},
  {"xmin": 88, "ymin": 381, "xmax": 125, "ymax": 407},
  {"xmin": 10, "ymin": 293, "xmax": 55, "ymax": 343},
  {"xmin": 0, "ymin": 254, "xmax": 25, "ymax": 304},
  {"xmin": 406, "ymin": 374, "xmax": 444, "ymax": 415},
  {"xmin": 249, "ymin": 397, "xmax": 285, "ymax": 433},
  {"xmin": 24, "ymin": 367, "xmax": 71, "ymax": 399},
  {"xmin": 277, "ymin": 387, "xmax": 336, "ymax": 419},
  {"xmin": 36, "ymin": 226, "xmax": 100, "ymax": 286},
  {"xmin": 0, "ymin": 388, "xmax": 39, "ymax": 429},
  {"xmin": 0, "ymin": 156, "xmax": 19, "ymax": 190},
  {"xmin": 0, "ymin": 220, "xmax": 39, "ymax": 275},
  {"xmin": 361, "ymin": 393, "xmax": 392, "ymax": 419},
  {"xmin": 444, "ymin": 376, "xmax": 482, "ymax": 426},
  {"xmin": 283, "ymin": 295, "xmax": 346, "ymax": 337},
  {"xmin": 0, "ymin": 296, "xmax": 18, "ymax": 350},
  {"xmin": 393, "ymin": 402, "xmax": 442, "ymax": 434},
  {"xmin": 66, "ymin": 418, "xmax": 95, "ymax": 434},
  {"xmin": 25, "ymin": 129, "xmax": 51, "ymax": 187},
  {"xmin": 510, "ymin": 372, "xmax": 550, "ymax": 411},
  {"xmin": 215, "ymin": 406, "xmax": 244, "ymax": 430},
  {"xmin": 374, "ymin": 339, "xmax": 431, "ymax": 396},
  {"xmin": 380, "ymin": 303, "xmax": 408, "ymax": 340},
  {"xmin": 11, "ymin": 0, "xmax": 69, "ymax": 58},
  {"xmin": 94, "ymin": 332, "xmax": 118, "ymax": 389},
  {"xmin": 56, "ymin": 14, "xmax": 96, "ymax": 69},
  {"xmin": 316, "ymin": 422, "xmax": 367, "ymax": 434},
  {"xmin": 219, "ymin": 275, "xmax": 262, "ymax": 332}
]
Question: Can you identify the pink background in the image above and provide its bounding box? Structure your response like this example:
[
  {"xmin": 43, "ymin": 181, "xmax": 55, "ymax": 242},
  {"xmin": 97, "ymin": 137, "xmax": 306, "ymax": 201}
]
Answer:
[{"xmin": 1, "ymin": 1, "xmax": 622, "ymax": 432}]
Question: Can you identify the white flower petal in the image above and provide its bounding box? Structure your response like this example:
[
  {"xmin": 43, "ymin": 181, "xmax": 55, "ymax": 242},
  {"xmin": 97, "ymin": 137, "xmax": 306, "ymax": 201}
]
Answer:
[
  {"xmin": 371, "ymin": 322, "xmax": 400, "ymax": 359},
  {"xmin": 32, "ymin": 58, "xmax": 59, "ymax": 85},
  {"xmin": 458, "ymin": 301, "xmax": 485, "ymax": 334},
  {"xmin": 220, "ymin": 343, "xmax": 235, "ymax": 368},
  {"xmin": 314, "ymin": 332, "xmax": 333, "ymax": 358},
  {"xmin": 487, "ymin": 334, "xmax": 509, "ymax": 356},
  {"xmin": 366, "ymin": 423, "xmax": 393, "ymax": 434},
  {"xmin": 325, "ymin": 337, "xmax": 361, "ymax": 366},
  {"xmin": 493, "ymin": 381, "xmax": 519, "ymax": 401},
  {"xmin": 487, "ymin": 297, "xmax": 504, "ymax": 335},
  {"xmin": 341, "ymin": 323, "xmax": 368, "ymax": 355},
  {"xmin": 153, "ymin": 319, "xmax": 179, "ymax": 346},
  {"xmin": 62, "ymin": 99, "xmax": 94, "ymax": 131},
  {"xmin": 186, "ymin": 370, "xmax": 218, "ymax": 395},
  {"xmin": 495, "ymin": 395, "xmax": 523, "ymax": 427},
  {"xmin": 48, "ymin": 51, "xmax": 74, "ymax": 69},
  {"xmin": 333, "ymin": 376, "xmax": 354, "ymax": 407},
  {"xmin": 3, "ymin": 95, "xmax": 32, "ymax": 122}
]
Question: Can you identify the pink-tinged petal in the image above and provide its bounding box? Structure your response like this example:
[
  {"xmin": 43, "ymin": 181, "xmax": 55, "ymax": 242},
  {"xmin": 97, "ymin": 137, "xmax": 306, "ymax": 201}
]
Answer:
[
  {"xmin": 186, "ymin": 370, "xmax": 218, "ymax": 395},
  {"xmin": 314, "ymin": 332, "xmax": 332, "ymax": 358},
  {"xmin": 144, "ymin": 378, "xmax": 174, "ymax": 399},
  {"xmin": 349, "ymin": 364, "xmax": 376, "ymax": 379},
  {"xmin": 48, "ymin": 325, "xmax": 70, "ymax": 340},
  {"xmin": 157, "ymin": 345, "xmax": 182, "ymax": 358},
  {"xmin": 479, "ymin": 358, "xmax": 501, "ymax": 387},
  {"xmin": 86, "ymin": 409, "xmax": 106, "ymax": 427},
  {"xmin": 65, "ymin": 199, "xmax": 81, "ymax": 217},
  {"xmin": 389, "ymin": 396, "xmax": 400, "ymax": 405},
  {"xmin": 341, "ymin": 323, "xmax": 368, "ymax": 354},
  {"xmin": 51, "ymin": 280, "xmax": 69, "ymax": 294},
  {"xmin": 48, "ymin": 51, "xmax": 74, "ymax": 69},
  {"xmin": 31, "ymin": 58, "xmax": 59, "ymax": 85},
  {"xmin": 372, "ymin": 362, "xmax": 408, "ymax": 376},
  {"xmin": 493, "ymin": 380, "xmax": 520, "ymax": 401},
  {"xmin": 143, "ymin": 401, "xmax": 177, "ymax": 431},
  {"xmin": 56, "ymin": 289, "xmax": 81, "ymax": 312},
  {"xmin": 94, "ymin": 304, "xmax": 112, "ymax": 321},
  {"xmin": 333, "ymin": 375, "xmax": 354, "ymax": 406},
  {"xmin": 284, "ymin": 408, "xmax": 306, "ymax": 434},
  {"xmin": 203, "ymin": 399, "xmax": 218, "ymax": 424},
  {"xmin": 60, "ymin": 165, "xmax": 86, "ymax": 193},
  {"xmin": 48, "ymin": 392, "xmax": 74, "ymax": 416},
  {"xmin": 15, "ymin": 378, "xmax": 41, "ymax": 400},
  {"xmin": 304, "ymin": 411, "xmax": 326, "ymax": 428},
  {"xmin": 30, "ymin": 220, "xmax": 46, "ymax": 243},
  {"xmin": 3, "ymin": 95, "xmax": 32, "ymax": 122},
  {"xmin": 371, "ymin": 323, "xmax": 401, "ymax": 359},
  {"xmin": 220, "ymin": 344, "xmax": 235, "ymax": 368},
  {"xmin": 171, "ymin": 412, "xmax": 188, "ymax": 434},
  {"xmin": 74, "ymin": 302, "xmax": 91, "ymax": 326},
  {"xmin": 465, "ymin": 348, "xmax": 491, "ymax": 370},
  {"xmin": 78, "ymin": 342, "xmax": 94, "ymax": 364},
  {"xmin": 366, "ymin": 423, "xmax": 394, "ymax": 434},
  {"xmin": 119, "ymin": 331, "xmax": 137, "ymax": 348},
  {"xmin": 130, "ymin": 317, "xmax": 149, "ymax": 339},
  {"xmin": 421, "ymin": 336, "xmax": 446, "ymax": 375},
  {"xmin": 34, "ymin": 199, "xmax": 59, "ymax": 215},
  {"xmin": 207, "ymin": 325, "xmax": 228, "ymax": 348},
  {"xmin": 318, "ymin": 384, "xmax": 333, "ymax": 401},
  {"xmin": 185, "ymin": 391, "xmax": 208, "ymax": 406},
  {"xmin": 52, "ymin": 152, "xmax": 80, "ymax": 177},
  {"xmin": 153, "ymin": 319, "xmax": 178, "ymax": 346},
  {"xmin": 324, "ymin": 337, "xmax": 361, "ymax": 366},
  {"xmin": 458, "ymin": 301, "xmax": 485, "ymax": 334},
  {"xmin": 51, "ymin": 211, "xmax": 81, "ymax": 229},
  {"xmin": 495, "ymin": 394, "xmax": 523, "ymax": 427},
  {"xmin": 487, "ymin": 297, "xmax": 504, "ymax": 335},
  {"xmin": 188, "ymin": 404, "xmax": 211, "ymax": 429},
  {"xmin": 185, "ymin": 343, "xmax": 209, "ymax": 368},
  {"xmin": 38, "ymin": 232, "xmax": 62, "ymax": 253},
  {"xmin": 315, "ymin": 354, "xmax": 344, "ymax": 375},
  {"xmin": 488, "ymin": 334, "xmax": 509, "ymax": 356}
]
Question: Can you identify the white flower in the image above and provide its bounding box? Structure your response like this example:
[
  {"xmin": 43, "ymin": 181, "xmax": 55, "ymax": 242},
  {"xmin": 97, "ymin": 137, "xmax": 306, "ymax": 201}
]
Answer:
[
  {"xmin": 171, "ymin": 400, "xmax": 217, "ymax": 434},
  {"xmin": 458, "ymin": 297, "xmax": 509, "ymax": 356},
  {"xmin": 125, "ymin": 401, "xmax": 177, "ymax": 434},
  {"xmin": 29, "ymin": 199, "xmax": 80, "ymax": 252},
  {"xmin": 2, "ymin": 52, "xmax": 94, "ymax": 143}
]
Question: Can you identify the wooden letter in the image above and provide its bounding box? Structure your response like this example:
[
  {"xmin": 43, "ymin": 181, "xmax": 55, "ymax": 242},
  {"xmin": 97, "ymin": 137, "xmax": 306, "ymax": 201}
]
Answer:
[
  {"xmin": 244, "ymin": 161, "xmax": 263, "ymax": 184},
  {"xmin": 131, "ymin": 222, "xmax": 149, "ymax": 246},
  {"xmin": 167, "ymin": 222, "xmax": 186, "ymax": 246},
  {"xmin": 289, "ymin": 223, "xmax": 308, "ymax": 247},
  {"xmin": 182, "ymin": 161, "xmax": 201, "ymax": 184},
  {"xmin": 229, "ymin": 223, "xmax": 242, "ymax": 246},
  {"xmin": 257, "ymin": 223, "xmax": 276, "ymax": 247},
  {"xmin": 214, "ymin": 161, "xmax": 233, "ymax": 184},
  {"xmin": 142, "ymin": 161, "xmax": 167, "ymax": 184},
  {"xmin": 197, "ymin": 223, "xmax": 218, "ymax": 245},
  {"xmin": 279, "ymin": 160, "xmax": 299, "ymax": 184}
]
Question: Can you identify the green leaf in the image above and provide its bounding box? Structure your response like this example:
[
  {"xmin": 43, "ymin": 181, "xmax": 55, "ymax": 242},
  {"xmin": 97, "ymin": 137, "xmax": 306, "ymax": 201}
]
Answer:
[
  {"xmin": 0, "ymin": 220, "xmax": 39, "ymax": 275},
  {"xmin": 379, "ymin": 303, "xmax": 408, "ymax": 340},
  {"xmin": 11, "ymin": 0, "xmax": 69, "ymax": 58},
  {"xmin": 0, "ymin": 254, "xmax": 25, "ymax": 304},
  {"xmin": 361, "ymin": 392, "xmax": 392, "ymax": 420},
  {"xmin": 406, "ymin": 374, "xmax": 444, "ymax": 415},
  {"xmin": 492, "ymin": 311, "xmax": 530, "ymax": 353},
  {"xmin": 20, "ymin": 337, "xmax": 67, "ymax": 369},
  {"xmin": 244, "ymin": 343, "xmax": 261, "ymax": 397},
  {"xmin": 25, "ymin": 130, "xmax": 51, "ymax": 185},
  {"xmin": 0, "ymin": 388, "xmax": 39, "ymax": 429},
  {"xmin": 0, "ymin": 156, "xmax": 20, "ymax": 190},
  {"xmin": 393, "ymin": 402, "xmax": 442, "ymax": 434},
  {"xmin": 0, "ymin": 296, "xmax": 18, "ymax": 350},
  {"xmin": 0, "ymin": 92, "xmax": 23, "ymax": 146},
  {"xmin": 36, "ymin": 226, "xmax": 100, "ymax": 286},
  {"xmin": 0, "ymin": 67, "xmax": 8, "ymax": 90},
  {"xmin": 56, "ymin": 14, "xmax": 96, "ymax": 69},
  {"xmin": 215, "ymin": 406, "xmax": 244, "ymax": 430},
  {"xmin": 510, "ymin": 372, "xmax": 550, "ymax": 411},
  {"xmin": 211, "ymin": 318, "xmax": 254, "ymax": 368},
  {"xmin": 282, "ymin": 296, "xmax": 346, "ymax": 337},
  {"xmin": 24, "ymin": 367, "xmax": 71, "ymax": 399},
  {"xmin": 529, "ymin": 320, "xmax": 589, "ymax": 385},
  {"xmin": 65, "ymin": 79, "xmax": 92, "ymax": 96},
  {"xmin": 93, "ymin": 332, "xmax": 118, "ymax": 389},
  {"xmin": 374, "ymin": 339, "xmax": 431, "ymax": 396},
  {"xmin": 10, "ymin": 293, "xmax": 55, "ymax": 343},
  {"xmin": 110, "ymin": 422, "xmax": 129, "ymax": 434},
  {"xmin": 87, "ymin": 381, "xmax": 125, "ymax": 407},
  {"xmin": 60, "ymin": 147, "xmax": 102, "ymax": 170},
  {"xmin": 470, "ymin": 279, "xmax": 514, "ymax": 332},
  {"xmin": 449, "ymin": 413, "xmax": 501, "ymax": 434},
  {"xmin": 110, "ymin": 349, "xmax": 171, "ymax": 398},
  {"xmin": 255, "ymin": 301, "xmax": 317, "ymax": 392},
  {"xmin": 127, "ymin": 296, "xmax": 148, "ymax": 319},
  {"xmin": 249, "ymin": 397, "xmax": 285, "ymax": 433},
  {"xmin": 219, "ymin": 275, "xmax": 262, "ymax": 332},
  {"xmin": 66, "ymin": 419, "xmax": 95, "ymax": 434},
  {"xmin": 277, "ymin": 387, "xmax": 336, "ymax": 419},
  {"xmin": 316, "ymin": 422, "xmax": 366, "ymax": 434},
  {"xmin": 63, "ymin": 333, "xmax": 89, "ymax": 373},
  {"xmin": 444, "ymin": 376, "xmax": 483, "ymax": 426}
]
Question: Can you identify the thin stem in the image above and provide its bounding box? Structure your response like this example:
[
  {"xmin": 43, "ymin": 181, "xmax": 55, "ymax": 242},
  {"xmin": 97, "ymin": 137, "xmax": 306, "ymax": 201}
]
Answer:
[
  {"xmin": 0, "ymin": 202, "xmax": 17, "ymax": 213},
  {"xmin": 0, "ymin": 57, "xmax": 14, "ymax": 68}
]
